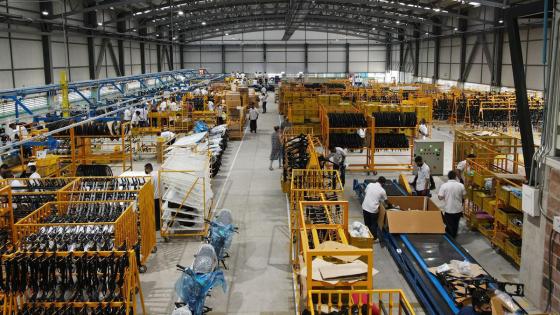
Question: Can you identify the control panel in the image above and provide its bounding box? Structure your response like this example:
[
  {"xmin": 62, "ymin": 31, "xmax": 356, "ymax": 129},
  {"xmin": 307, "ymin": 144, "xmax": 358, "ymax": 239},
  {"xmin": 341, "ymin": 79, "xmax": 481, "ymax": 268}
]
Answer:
[{"xmin": 414, "ymin": 140, "xmax": 445, "ymax": 176}]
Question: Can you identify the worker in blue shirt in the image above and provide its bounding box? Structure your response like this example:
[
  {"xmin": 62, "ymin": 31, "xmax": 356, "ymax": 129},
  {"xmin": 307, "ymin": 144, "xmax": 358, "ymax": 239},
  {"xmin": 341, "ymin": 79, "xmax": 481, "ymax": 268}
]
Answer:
[{"xmin": 459, "ymin": 289, "xmax": 492, "ymax": 315}]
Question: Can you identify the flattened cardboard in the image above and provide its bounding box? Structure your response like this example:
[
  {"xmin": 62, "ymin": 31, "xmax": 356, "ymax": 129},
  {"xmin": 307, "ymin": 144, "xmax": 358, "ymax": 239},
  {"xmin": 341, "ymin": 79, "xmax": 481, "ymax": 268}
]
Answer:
[
  {"xmin": 315, "ymin": 241, "xmax": 362, "ymax": 263},
  {"xmin": 319, "ymin": 260, "xmax": 368, "ymax": 280},
  {"xmin": 386, "ymin": 210, "xmax": 446, "ymax": 234}
]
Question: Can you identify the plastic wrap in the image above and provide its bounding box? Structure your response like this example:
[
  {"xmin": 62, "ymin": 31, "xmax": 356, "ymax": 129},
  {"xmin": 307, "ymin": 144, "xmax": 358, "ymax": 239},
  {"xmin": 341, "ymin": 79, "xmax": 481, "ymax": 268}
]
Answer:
[
  {"xmin": 171, "ymin": 306, "xmax": 192, "ymax": 315},
  {"xmin": 209, "ymin": 209, "xmax": 236, "ymax": 260}
]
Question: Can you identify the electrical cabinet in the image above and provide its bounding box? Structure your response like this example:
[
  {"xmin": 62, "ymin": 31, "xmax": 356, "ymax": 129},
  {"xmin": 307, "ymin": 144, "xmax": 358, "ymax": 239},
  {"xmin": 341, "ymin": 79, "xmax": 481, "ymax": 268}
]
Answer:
[{"xmin": 414, "ymin": 140, "xmax": 444, "ymax": 176}]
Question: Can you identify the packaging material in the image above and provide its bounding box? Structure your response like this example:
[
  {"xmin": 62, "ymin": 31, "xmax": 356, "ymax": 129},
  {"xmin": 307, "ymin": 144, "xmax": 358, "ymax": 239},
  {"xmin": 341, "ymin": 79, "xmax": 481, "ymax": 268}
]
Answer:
[
  {"xmin": 319, "ymin": 260, "xmax": 368, "ymax": 280},
  {"xmin": 349, "ymin": 221, "xmax": 370, "ymax": 238},
  {"xmin": 314, "ymin": 241, "xmax": 361, "ymax": 263},
  {"xmin": 428, "ymin": 260, "xmax": 487, "ymax": 278},
  {"xmin": 385, "ymin": 210, "xmax": 446, "ymax": 234},
  {"xmin": 299, "ymin": 258, "xmax": 378, "ymax": 285}
]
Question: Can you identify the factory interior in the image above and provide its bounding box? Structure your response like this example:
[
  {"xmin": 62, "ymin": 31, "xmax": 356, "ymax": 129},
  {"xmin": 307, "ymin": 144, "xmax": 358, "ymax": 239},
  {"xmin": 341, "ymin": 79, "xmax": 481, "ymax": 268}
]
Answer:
[{"xmin": 0, "ymin": 0, "xmax": 559, "ymax": 314}]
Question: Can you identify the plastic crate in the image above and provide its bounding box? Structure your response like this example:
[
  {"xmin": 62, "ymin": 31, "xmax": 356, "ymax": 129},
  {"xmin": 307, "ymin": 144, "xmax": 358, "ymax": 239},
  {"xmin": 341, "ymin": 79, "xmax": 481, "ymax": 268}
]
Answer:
[
  {"xmin": 497, "ymin": 186, "xmax": 511, "ymax": 206},
  {"xmin": 495, "ymin": 207, "xmax": 517, "ymax": 226},
  {"xmin": 510, "ymin": 192, "xmax": 522, "ymax": 210},
  {"xmin": 507, "ymin": 215, "xmax": 523, "ymax": 235},
  {"xmin": 483, "ymin": 199, "xmax": 496, "ymax": 216}
]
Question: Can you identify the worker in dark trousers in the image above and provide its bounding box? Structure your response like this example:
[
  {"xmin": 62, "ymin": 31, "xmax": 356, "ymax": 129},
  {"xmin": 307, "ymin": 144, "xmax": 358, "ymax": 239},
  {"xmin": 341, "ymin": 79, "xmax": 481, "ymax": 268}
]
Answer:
[
  {"xmin": 145, "ymin": 163, "xmax": 161, "ymax": 232},
  {"xmin": 328, "ymin": 146, "xmax": 347, "ymax": 187},
  {"xmin": 438, "ymin": 170, "xmax": 467, "ymax": 238},
  {"xmin": 412, "ymin": 156, "xmax": 431, "ymax": 196},
  {"xmin": 361, "ymin": 176, "xmax": 389, "ymax": 240}
]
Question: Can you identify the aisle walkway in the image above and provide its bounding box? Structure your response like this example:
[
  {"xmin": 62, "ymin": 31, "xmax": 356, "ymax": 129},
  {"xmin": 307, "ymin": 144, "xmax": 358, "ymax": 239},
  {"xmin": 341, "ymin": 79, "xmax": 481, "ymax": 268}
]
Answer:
[{"xmin": 140, "ymin": 94, "xmax": 294, "ymax": 314}]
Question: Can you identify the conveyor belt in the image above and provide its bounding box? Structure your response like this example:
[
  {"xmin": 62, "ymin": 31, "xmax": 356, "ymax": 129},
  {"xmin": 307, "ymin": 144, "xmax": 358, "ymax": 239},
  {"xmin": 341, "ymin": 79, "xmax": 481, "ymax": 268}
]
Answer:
[{"xmin": 384, "ymin": 232, "xmax": 526, "ymax": 315}]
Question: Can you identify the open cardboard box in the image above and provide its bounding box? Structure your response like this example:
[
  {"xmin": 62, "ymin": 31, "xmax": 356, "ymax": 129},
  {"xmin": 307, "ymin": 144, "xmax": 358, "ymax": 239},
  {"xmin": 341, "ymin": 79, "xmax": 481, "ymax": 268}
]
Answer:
[{"xmin": 379, "ymin": 196, "xmax": 446, "ymax": 234}]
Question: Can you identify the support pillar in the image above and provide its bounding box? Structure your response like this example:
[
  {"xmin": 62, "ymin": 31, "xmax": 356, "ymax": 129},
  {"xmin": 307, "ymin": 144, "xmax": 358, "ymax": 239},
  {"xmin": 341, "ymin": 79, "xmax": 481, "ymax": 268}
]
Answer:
[
  {"xmin": 83, "ymin": 0, "xmax": 97, "ymax": 79},
  {"xmin": 304, "ymin": 43, "xmax": 309, "ymax": 74},
  {"xmin": 116, "ymin": 13, "xmax": 126, "ymax": 76},
  {"xmin": 432, "ymin": 18, "xmax": 441, "ymax": 84},
  {"xmin": 345, "ymin": 43, "xmax": 350, "ymax": 75},
  {"xmin": 458, "ymin": 15, "xmax": 467, "ymax": 85},
  {"xmin": 221, "ymin": 44, "xmax": 226, "ymax": 73},
  {"xmin": 139, "ymin": 27, "xmax": 146, "ymax": 74}
]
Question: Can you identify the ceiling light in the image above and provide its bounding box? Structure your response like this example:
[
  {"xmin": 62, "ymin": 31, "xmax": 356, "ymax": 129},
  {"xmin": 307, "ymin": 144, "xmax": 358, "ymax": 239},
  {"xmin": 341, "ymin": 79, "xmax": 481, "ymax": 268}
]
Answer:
[
  {"xmin": 215, "ymin": 28, "xmax": 219, "ymax": 31},
  {"xmin": 225, "ymin": 32, "xmax": 229, "ymax": 35},
  {"xmin": 152, "ymin": 19, "xmax": 156, "ymax": 22},
  {"xmin": 97, "ymin": 22, "xmax": 103, "ymax": 26},
  {"xmin": 156, "ymin": 34, "xmax": 160, "ymax": 37},
  {"xmin": 396, "ymin": 21, "xmax": 400, "ymax": 24},
  {"xmin": 173, "ymin": 36, "xmax": 177, "ymax": 40},
  {"xmin": 425, "ymin": 32, "xmax": 429, "ymax": 35},
  {"xmin": 372, "ymin": 27, "xmax": 376, "ymax": 30},
  {"xmin": 109, "ymin": 6, "xmax": 114, "ymax": 10},
  {"xmin": 454, "ymin": 27, "xmax": 458, "ymax": 31},
  {"xmin": 433, "ymin": 8, "xmax": 441, "ymax": 12},
  {"xmin": 132, "ymin": 28, "xmax": 136, "ymax": 31},
  {"xmin": 41, "ymin": 10, "xmax": 49, "ymax": 16},
  {"xmin": 498, "ymin": 19, "xmax": 503, "ymax": 23},
  {"xmin": 201, "ymin": 21, "xmax": 206, "ymax": 25},
  {"xmin": 178, "ymin": 10, "xmax": 184, "ymax": 15}
]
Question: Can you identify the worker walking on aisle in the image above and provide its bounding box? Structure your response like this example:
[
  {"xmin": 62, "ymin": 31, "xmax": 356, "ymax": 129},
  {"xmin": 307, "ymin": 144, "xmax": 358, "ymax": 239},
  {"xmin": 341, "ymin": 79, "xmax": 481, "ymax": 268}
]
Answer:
[
  {"xmin": 145, "ymin": 163, "xmax": 161, "ymax": 232},
  {"xmin": 328, "ymin": 146, "xmax": 347, "ymax": 187},
  {"xmin": 361, "ymin": 176, "xmax": 388, "ymax": 240},
  {"xmin": 248, "ymin": 106, "xmax": 259, "ymax": 133},
  {"xmin": 412, "ymin": 156, "xmax": 431, "ymax": 196},
  {"xmin": 269, "ymin": 126, "xmax": 282, "ymax": 170},
  {"xmin": 261, "ymin": 92, "xmax": 268, "ymax": 113},
  {"xmin": 438, "ymin": 170, "xmax": 467, "ymax": 238}
]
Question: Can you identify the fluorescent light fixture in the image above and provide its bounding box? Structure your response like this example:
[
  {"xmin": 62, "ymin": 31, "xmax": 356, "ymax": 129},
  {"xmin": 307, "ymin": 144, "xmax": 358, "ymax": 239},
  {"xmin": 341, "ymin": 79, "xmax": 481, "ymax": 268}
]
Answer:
[
  {"xmin": 156, "ymin": 34, "xmax": 160, "ymax": 37},
  {"xmin": 469, "ymin": 1, "xmax": 480, "ymax": 6},
  {"xmin": 225, "ymin": 32, "xmax": 229, "ymax": 35},
  {"xmin": 433, "ymin": 8, "xmax": 441, "ymax": 12},
  {"xmin": 132, "ymin": 28, "xmax": 137, "ymax": 31},
  {"xmin": 396, "ymin": 20, "xmax": 400, "ymax": 24},
  {"xmin": 178, "ymin": 10, "xmax": 184, "ymax": 15},
  {"xmin": 372, "ymin": 27, "xmax": 376, "ymax": 30},
  {"xmin": 172, "ymin": 36, "xmax": 177, "ymax": 40},
  {"xmin": 41, "ymin": 10, "xmax": 49, "ymax": 16},
  {"xmin": 454, "ymin": 27, "xmax": 458, "ymax": 31},
  {"xmin": 215, "ymin": 28, "xmax": 219, "ymax": 31},
  {"xmin": 425, "ymin": 32, "xmax": 429, "ymax": 35},
  {"xmin": 110, "ymin": 6, "xmax": 114, "ymax": 10},
  {"xmin": 498, "ymin": 19, "xmax": 503, "ymax": 23},
  {"xmin": 201, "ymin": 21, "xmax": 206, "ymax": 25},
  {"xmin": 97, "ymin": 22, "xmax": 103, "ymax": 26}
]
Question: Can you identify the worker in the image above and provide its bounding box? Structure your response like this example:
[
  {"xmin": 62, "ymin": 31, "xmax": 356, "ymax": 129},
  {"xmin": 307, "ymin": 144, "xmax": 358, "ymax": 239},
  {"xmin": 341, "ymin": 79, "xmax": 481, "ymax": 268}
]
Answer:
[
  {"xmin": 457, "ymin": 154, "xmax": 476, "ymax": 184},
  {"xmin": 5, "ymin": 171, "xmax": 23, "ymax": 187},
  {"xmin": 412, "ymin": 156, "xmax": 431, "ymax": 196},
  {"xmin": 170, "ymin": 99, "xmax": 179, "ymax": 112},
  {"xmin": 248, "ymin": 106, "xmax": 259, "ymax": 133},
  {"xmin": 261, "ymin": 92, "xmax": 268, "ymax": 114},
  {"xmin": 207, "ymin": 100, "xmax": 215, "ymax": 111},
  {"xmin": 216, "ymin": 104, "xmax": 224, "ymax": 125},
  {"xmin": 159, "ymin": 99, "xmax": 168, "ymax": 112},
  {"xmin": 328, "ymin": 146, "xmax": 347, "ymax": 187},
  {"xmin": 27, "ymin": 164, "xmax": 41, "ymax": 179},
  {"xmin": 418, "ymin": 118, "xmax": 428, "ymax": 139},
  {"xmin": 361, "ymin": 176, "xmax": 388, "ymax": 240},
  {"xmin": 261, "ymin": 85, "xmax": 267, "ymax": 94},
  {"xmin": 0, "ymin": 164, "xmax": 9, "ymax": 179},
  {"xmin": 131, "ymin": 110, "xmax": 141, "ymax": 127},
  {"xmin": 438, "ymin": 170, "xmax": 467, "ymax": 238},
  {"xmin": 269, "ymin": 126, "xmax": 282, "ymax": 171},
  {"xmin": 123, "ymin": 108, "xmax": 132, "ymax": 122},
  {"xmin": 5, "ymin": 123, "xmax": 15, "ymax": 141},
  {"xmin": 145, "ymin": 163, "xmax": 161, "ymax": 232},
  {"xmin": 458, "ymin": 289, "xmax": 492, "ymax": 315}
]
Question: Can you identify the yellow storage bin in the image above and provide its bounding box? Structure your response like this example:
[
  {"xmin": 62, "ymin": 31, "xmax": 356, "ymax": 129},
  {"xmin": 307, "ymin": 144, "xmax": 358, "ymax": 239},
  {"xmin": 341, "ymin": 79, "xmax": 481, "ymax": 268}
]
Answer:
[
  {"xmin": 510, "ymin": 192, "xmax": 522, "ymax": 210},
  {"xmin": 473, "ymin": 192, "xmax": 488, "ymax": 208},
  {"xmin": 495, "ymin": 207, "xmax": 518, "ymax": 226},
  {"xmin": 497, "ymin": 186, "xmax": 511, "ymax": 206},
  {"xmin": 507, "ymin": 215, "xmax": 523, "ymax": 235},
  {"xmin": 483, "ymin": 199, "xmax": 496, "ymax": 216}
]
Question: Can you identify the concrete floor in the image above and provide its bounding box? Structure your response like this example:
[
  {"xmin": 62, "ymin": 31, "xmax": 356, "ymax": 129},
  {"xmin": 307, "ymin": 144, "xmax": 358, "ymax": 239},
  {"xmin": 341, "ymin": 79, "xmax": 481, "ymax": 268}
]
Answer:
[{"xmin": 136, "ymin": 94, "xmax": 534, "ymax": 315}]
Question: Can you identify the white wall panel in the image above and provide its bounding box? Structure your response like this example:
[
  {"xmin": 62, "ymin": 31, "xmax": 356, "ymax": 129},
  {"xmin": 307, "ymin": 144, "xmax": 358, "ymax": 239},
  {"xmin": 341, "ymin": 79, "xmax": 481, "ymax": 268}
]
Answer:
[
  {"xmin": 308, "ymin": 63, "xmax": 327, "ymax": 73},
  {"xmin": 328, "ymin": 63, "xmax": 345, "ymax": 73},
  {"xmin": 368, "ymin": 62, "xmax": 385, "ymax": 72},
  {"xmin": 450, "ymin": 64, "xmax": 461, "ymax": 80},
  {"xmin": 0, "ymin": 38, "xmax": 12, "ymax": 70},
  {"xmin": 202, "ymin": 51, "xmax": 221, "ymax": 63},
  {"xmin": 70, "ymin": 68, "xmax": 90, "ymax": 82},
  {"xmin": 14, "ymin": 70, "xmax": 44, "ymax": 87},
  {"xmin": 349, "ymin": 62, "xmax": 367, "ymax": 72},
  {"xmin": 287, "ymin": 63, "xmax": 305, "ymax": 73},
  {"xmin": 328, "ymin": 50, "xmax": 345, "ymax": 62},
  {"xmin": 243, "ymin": 51, "xmax": 263, "ymax": 63},
  {"xmin": 12, "ymin": 40, "xmax": 43, "ymax": 69},
  {"xmin": 287, "ymin": 50, "xmax": 304, "ymax": 62},
  {"xmin": 267, "ymin": 62, "xmax": 286, "ymax": 73},
  {"xmin": 467, "ymin": 64, "xmax": 482, "ymax": 83}
]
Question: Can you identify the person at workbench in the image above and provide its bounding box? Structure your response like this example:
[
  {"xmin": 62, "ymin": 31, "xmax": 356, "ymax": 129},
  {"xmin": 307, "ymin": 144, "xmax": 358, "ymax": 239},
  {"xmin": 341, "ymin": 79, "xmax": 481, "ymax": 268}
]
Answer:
[
  {"xmin": 458, "ymin": 289, "xmax": 492, "ymax": 315},
  {"xmin": 438, "ymin": 170, "xmax": 467, "ymax": 238},
  {"xmin": 412, "ymin": 156, "xmax": 431, "ymax": 196},
  {"xmin": 361, "ymin": 176, "xmax": 389, "ymax": 240},
  {"xmin": 145, "ymin": 163, "xmax": 161, "ymax": 232}
]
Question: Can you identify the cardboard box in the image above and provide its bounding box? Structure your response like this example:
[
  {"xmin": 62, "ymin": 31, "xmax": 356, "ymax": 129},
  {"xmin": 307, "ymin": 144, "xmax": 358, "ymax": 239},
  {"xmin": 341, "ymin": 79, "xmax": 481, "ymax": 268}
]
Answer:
[
  {"xmin": 348, "ymin": 229, "xmax": 374, "ymax": 249},
  {"xmin": 379, "ymin": 196, "xmax": 441, "ymax": 229},
  {"xmin": 385, "ymin": 211, "xmax": 446, "ymax": 234}
]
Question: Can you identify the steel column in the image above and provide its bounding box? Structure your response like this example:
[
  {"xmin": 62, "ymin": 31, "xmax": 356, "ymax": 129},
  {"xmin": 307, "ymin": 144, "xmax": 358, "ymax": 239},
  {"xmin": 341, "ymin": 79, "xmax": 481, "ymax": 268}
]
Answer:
[
  {"xmin": 504, "ymin": 12, "xmax": 534, "ymax": 177},
  {"xmin": 117, "ymin": 14, "xmax": 126, "ymax": 76},
  {"xmin": 83, "ymin": 0, "xmax": 97, "ymax": 80},
  {"xmin": 385, "ymin": 33, "xmax": 392, "ymax": 72},
  {"xmin": 304, "ymin": 43, "xmax": 309, "ymax": 74},
  {"xmin": 39, "ymin": 1, "xmax": 54, "ymax": 85},
  {"xmin": 157, "ymin": 43, "xmax": 162, "ymax": 72},
  {"xmin": 345, "ymin": 43, "xmax": 350, "ymax": 74},
  {"xmin": 263, "ymin": 43, "xmax": 267, "ymax": 73},
  {"xmin": 398, "ymin": 30, "xmax": 404, "ymax": 81},
  {"xmin": 432, "ymin": 18, "xmax": 442, "ymax": 84},
  {"xmin": 492, "ymin": 9, "xmax": 504, "ymax": 87},
  {"xmin": 221, "ymin": 44, "xmax": 226, "ymax": 73},
  {"xmin": 139, "ymin": 27, "xmax": 146, "ymax": 74},
  {"xmin": 179, "ymin": 35, "xmax": 185, "ymax": 69}
]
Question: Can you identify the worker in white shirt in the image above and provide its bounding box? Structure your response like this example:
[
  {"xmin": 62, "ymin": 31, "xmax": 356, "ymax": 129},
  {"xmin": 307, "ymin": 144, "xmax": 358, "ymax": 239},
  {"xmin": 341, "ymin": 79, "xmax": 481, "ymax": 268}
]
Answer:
[
  {"xmin": 216, "ymin": 104, "xmax": 225, "ymax": 125},
  {"xmin": 4, "ymin": 123, "xmax": 15, "ymax": 141},
  {"xmin": 170, "ymin": 100, "xmax": 179, "ymax": 112},
  {"xmin": 131, "ymin": 110, "xmax": 141, "ymax": 127},
  {"xmin": 456, "ymin": 154, "xmax": 476, "ymax": 184},
  {"xmin": 418, "ymin": 118, "xmax": 429, "ymax": 139},
  {"xmin": 159, "ymin": 100, "xmax": 168, "ymax": 112},
  {"xmin": 145, "ymin": 163, "xmax": 161, "ymax": 232},
  {"xmin": 361, "ymin": 176, "xmax": 389, "ymax": 240},
  {"xmin": 328, "ymin": 146, "xmax": 347, "ymax": 187},
  {"xmin": 26, "ymin": 164, "xmax": 41, "ymax": 179},
  {"xmin": 438, "ymin": 171, "xmax": 467, "ymax": 238},
  {"xmin": 261, "ymin": 86, "xmax": 267, "ymax": 94},
  {"xmin": 207, "ymin": 100, "xmax": 215, "ymax": 111},
  {"xmin": 123, "ymin": 108, "xmax": 132, "ymax": 122},
  {"xmin": 412, "ymin": 155, "xmax": 431, "ymax": 196},
  {"xmin": 248, "ymin": 106, "xmax": 259, "ymax": 133}
]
